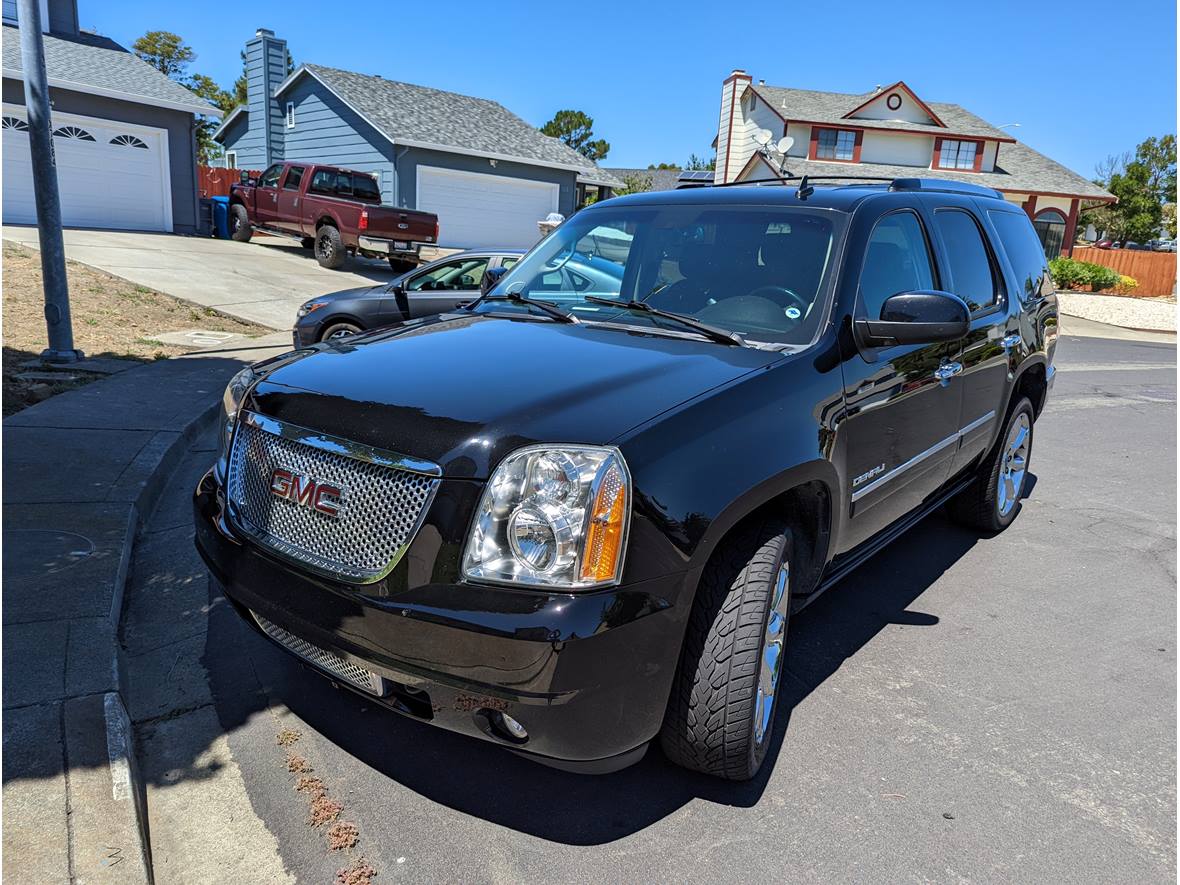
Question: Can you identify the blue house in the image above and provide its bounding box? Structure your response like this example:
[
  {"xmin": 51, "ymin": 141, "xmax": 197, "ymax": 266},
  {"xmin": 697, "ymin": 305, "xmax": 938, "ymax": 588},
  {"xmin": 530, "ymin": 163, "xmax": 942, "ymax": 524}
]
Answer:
[
  {"xmin": 215, "ymin": 29, "xmax": 619, "ymax": 250},
  {"xmin": 2, "ymin": 0, "xmax": 220, "ymax": 232}
]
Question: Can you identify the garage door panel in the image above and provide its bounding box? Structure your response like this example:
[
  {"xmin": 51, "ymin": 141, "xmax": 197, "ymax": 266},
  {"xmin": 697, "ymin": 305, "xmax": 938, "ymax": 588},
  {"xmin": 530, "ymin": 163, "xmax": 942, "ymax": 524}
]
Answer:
[
  {"xmin": 417, "ymin": 166, "xmax": 559, "ymax": 250},
  {"xmin": 2, "ymin": 107, "xmax": 169, "ymax": 232}
]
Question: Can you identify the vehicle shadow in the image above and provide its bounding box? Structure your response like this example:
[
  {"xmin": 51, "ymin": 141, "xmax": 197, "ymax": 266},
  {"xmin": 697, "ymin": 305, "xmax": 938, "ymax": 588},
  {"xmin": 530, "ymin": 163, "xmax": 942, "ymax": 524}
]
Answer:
[
  {"xmin": 248, "ymin": 234, "xmax": 401, "ymax": 285},
  {"xmin": 210, "ymin": 506, "xmax": 995, "ymax": 845}
]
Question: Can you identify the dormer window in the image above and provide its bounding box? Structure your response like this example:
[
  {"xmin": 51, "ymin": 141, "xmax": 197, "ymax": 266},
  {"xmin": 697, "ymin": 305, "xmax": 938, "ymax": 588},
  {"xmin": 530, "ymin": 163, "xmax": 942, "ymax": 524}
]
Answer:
[
  {"xmin": 935, "ymin": 138, "xmax": 983, "ymax": 171},
  {"xmin": 811, "ymin": 127, "xmax": 861, "ymax": 163}
]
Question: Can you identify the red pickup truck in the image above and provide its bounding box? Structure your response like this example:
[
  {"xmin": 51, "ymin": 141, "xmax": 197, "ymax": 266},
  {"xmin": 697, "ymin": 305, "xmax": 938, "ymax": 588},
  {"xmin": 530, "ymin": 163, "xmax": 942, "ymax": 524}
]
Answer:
[{"xmin": 228, "ymin": 162, "xmax": 439, "ymax": 272}]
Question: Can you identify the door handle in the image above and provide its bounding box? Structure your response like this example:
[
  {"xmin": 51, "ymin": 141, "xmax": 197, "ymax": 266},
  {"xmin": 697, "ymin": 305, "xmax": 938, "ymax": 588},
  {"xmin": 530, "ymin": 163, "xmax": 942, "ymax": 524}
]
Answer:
[
  {"xmin": 1000, "ymin": 333, "xmax": 1021, "ymax": 351},
  {"xmin": 933, "ymin": 361, "xmax": 964, "ymax": 386}
]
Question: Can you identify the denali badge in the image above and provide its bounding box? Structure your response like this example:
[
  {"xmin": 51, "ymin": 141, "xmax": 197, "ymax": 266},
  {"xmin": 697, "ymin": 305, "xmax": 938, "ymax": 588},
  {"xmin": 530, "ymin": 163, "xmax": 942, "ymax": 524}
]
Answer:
[
  {"xmin": 270, "ymin": 468, "xmax": 343, "ymax": 517},
  {"xmin": 852, "ymin": 463, "xmax": 886, "ymax": 488}
]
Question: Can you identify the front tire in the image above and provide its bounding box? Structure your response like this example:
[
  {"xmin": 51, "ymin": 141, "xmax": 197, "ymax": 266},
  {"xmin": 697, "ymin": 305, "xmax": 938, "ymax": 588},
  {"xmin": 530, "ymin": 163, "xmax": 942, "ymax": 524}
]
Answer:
[
  {"xmin": 315, "ymin": 225, "xmax": 346, "ymax": 269},
  {"xmin": 949, "ymin": 397, "xmax": 1034, "ymax": 532},
  {"xmin": 229, "ymin": 204, "xmax": 252, "ymax": 242},
  {"xmin": 319, "ymin": 321, "xmax": 363, "ymax": 341},
  {"xmin": 660, "ymin": 519, "xmax": 793, "ymax": 780}
]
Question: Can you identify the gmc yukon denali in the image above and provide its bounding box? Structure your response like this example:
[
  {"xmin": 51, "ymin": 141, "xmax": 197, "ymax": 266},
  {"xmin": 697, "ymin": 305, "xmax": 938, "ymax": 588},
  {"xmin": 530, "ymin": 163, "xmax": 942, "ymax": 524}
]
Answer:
[
  {"xmin": 229, "ymin": 162, "xmax": 438, "ymax": 272},
  {"xmin": 196, "ymin": 177, "xmax": 1057, "ymax": 780}
]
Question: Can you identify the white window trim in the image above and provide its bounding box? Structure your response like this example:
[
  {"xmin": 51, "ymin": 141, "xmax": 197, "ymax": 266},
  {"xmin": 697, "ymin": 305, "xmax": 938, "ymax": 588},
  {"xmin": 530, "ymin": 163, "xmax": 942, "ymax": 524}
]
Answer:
[
  {"xmin": 225, "ymin": 150, "xmax": 237, "ymax": 169},
  {"xmin": 286, "ymin": 102, "xmax": 295, "ymax": 129}
]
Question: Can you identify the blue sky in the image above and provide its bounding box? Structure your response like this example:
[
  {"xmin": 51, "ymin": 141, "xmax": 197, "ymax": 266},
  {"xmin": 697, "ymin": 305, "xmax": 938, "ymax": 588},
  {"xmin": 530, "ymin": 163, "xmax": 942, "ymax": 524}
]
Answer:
[{"xmin": 85, "ymin": 0, "xmax": 1175, "ymax": 176}]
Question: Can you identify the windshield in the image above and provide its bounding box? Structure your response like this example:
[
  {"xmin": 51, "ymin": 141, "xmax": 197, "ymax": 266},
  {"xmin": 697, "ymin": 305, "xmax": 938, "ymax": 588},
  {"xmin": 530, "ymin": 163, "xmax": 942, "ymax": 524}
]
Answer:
[{"xmin": 475, "ymin": 204, "xmax": 845, "ymax": 345}]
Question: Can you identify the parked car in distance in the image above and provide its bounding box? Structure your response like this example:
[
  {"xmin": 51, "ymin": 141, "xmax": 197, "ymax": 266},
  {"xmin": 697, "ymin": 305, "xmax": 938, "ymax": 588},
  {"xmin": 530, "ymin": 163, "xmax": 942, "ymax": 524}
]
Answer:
[
  {"xmin": 1123, "ymin": 241, "xmax": 1151, "ymax": 251},
  {"xmin": 229, "ymin": 162, "xmax": 439, "ymax": 272},
  {"xmin": 293, "ymin": 250, "xmax": 525, "ymax": 345},
  {"xmin": 1094, "ymin": 238, "xmax": 1115, "ymax": 249},
  {"xmin": 197, "ymin": 177, "xmax": 1057, "ymax": 781},
  {"xmin": 1149, "ymin": 238, "xmax": 1176, "ymax": 252}
]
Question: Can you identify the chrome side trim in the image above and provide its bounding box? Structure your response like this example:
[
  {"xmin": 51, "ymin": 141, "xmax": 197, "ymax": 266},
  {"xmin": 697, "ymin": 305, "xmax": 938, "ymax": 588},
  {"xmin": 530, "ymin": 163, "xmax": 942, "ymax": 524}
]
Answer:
[
  {"xmin": 850, "ymin": 410, "xmax": 996, "ymax": 503},
  {"xmin": 239, "ymin": 410, "xmax": 442, "ymax": 477}
]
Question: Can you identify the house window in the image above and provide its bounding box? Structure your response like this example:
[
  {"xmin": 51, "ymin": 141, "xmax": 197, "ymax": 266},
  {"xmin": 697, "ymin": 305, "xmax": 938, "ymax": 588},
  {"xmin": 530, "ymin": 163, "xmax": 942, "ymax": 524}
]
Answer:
[
  {"xmin": 936, "ymin": 139, "xmax": 980, "ymax": 171},
  {"xmin": 225, "ymin": 151, "xmax": 237, "ymax": 170},
  {"xmin": 53, "ymin": 126, "xmax": 96, "ymax": 141},
  {"xmin": 286, "ymin": 102, "xmax": 295, "ymax": 129},
  {"xmin": 815, "ymin": 128, "xmax": 858, "ymax": 161},
  {"xmin": 1033, "ymin": 209, "xmax": 1068, "ymax": 259}
]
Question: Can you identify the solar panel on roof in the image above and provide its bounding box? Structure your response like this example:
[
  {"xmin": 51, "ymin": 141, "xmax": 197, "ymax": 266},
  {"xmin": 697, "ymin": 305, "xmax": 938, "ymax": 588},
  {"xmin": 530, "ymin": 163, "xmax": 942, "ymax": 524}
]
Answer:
[{"xmin": 677, "ymin": 170, "xmax": 714, "ymax": 181}]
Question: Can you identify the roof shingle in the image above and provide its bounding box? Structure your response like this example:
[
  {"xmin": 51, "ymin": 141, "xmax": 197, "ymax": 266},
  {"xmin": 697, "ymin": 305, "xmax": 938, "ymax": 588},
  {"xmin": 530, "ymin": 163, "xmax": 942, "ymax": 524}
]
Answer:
[{"xmin": 1, "ymin": 24, "xmax": 219, "ymax": 116}]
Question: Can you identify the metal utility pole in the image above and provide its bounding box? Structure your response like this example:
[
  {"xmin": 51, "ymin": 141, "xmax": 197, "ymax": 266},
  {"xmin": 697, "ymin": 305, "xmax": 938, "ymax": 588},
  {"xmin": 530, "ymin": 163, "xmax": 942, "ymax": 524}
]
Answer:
[{"xmin": 18, "ymin": 0, "xmax": 81, "ymax": 362}]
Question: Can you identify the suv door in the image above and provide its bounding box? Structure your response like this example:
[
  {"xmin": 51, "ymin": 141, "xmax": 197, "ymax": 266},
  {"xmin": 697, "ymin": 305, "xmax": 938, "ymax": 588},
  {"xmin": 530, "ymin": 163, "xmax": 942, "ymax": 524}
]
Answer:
[
  {"xmin": 400, "ymin": 256, "xmax": 491, "ymax": 318},
  {"xmin": 835, "ymin": 207, "xmax": 964, "ymax": 553},
  {"xmin": 929, "ymin": 205, "xmax": 1017, "ymax": 471},
  {"xmin": 275, "ymin": 165, "xmax": 306, "ymax": 234},
  {"xmin": 253, "ymin": 163, "xmax": 284, "ymax": 226}
]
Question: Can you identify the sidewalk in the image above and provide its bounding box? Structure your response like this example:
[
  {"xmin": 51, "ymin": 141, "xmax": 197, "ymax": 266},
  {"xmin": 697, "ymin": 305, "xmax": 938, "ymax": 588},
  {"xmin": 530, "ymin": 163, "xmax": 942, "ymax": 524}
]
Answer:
[
  {"xmin": 1057, "ymin": 291, "xmax": 1176, "ymax": 333},
  {"xmin": 2, "ymin": 333, "xmax": 290, "ymax": 884}
]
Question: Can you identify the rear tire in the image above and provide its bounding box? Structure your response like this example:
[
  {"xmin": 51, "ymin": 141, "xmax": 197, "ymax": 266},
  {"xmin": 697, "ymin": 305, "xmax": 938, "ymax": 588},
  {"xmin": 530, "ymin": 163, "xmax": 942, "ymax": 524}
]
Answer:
[
  {"xmin": 388, "ymin": 256, "xmax": 417, "ymax": 274},
  {"xmin": 949, "ymin": 397, "xmax": 1035, "ymax": 532},
  {"xmin": 229, "ymin": 204, "xmax": 252, "ymax": 242},
  {"xmin": 659, "ymin": 519, "xmax": 793, "ymax": 780},
  {"xmin": 315, "ymin": 225, "xmax": 346, "ymax": 269}
]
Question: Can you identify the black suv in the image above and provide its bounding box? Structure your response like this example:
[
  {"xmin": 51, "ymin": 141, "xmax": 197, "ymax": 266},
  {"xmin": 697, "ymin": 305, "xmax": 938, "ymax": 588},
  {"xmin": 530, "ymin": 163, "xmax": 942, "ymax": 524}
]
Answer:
[{"xmin": 196, "ymin": 177, "xmax": 1057, "ymax": 780}]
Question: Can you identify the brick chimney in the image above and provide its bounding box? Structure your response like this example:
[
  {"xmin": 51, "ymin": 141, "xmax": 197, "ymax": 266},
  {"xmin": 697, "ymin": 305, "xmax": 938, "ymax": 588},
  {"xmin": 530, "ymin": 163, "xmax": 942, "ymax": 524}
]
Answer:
[
  {"xmin": 244, "ymin": 28, "xmax": 289, "ymax": 166},
  {"xmin": 716, "ymin": 69, "xmax": 752, "ymax": 184}
]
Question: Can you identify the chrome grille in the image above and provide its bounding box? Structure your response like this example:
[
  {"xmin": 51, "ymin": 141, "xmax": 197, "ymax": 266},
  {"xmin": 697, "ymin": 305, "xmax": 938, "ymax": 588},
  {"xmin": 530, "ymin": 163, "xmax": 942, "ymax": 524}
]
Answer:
[
  {"xmin": 226, "ymin": 411, "xmax": 440, "ymax": 583},
  {"xmin": 253, "ymin": 612, "xmax": 387, "ymax": 696}
]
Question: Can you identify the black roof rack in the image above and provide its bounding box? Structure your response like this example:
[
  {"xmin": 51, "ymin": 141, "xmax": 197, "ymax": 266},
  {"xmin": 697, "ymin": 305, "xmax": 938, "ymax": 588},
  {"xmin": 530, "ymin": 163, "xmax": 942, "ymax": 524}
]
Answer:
[{"xmin": 711, "ymin": 174, "xmax": 1003, "ymax": 200}]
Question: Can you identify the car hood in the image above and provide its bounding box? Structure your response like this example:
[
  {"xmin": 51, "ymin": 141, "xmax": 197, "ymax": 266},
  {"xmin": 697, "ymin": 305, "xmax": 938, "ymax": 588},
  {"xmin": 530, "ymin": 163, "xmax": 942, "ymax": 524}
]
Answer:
[
  {"xmin": 249, "ymin": 313, "xmax": 782, "ymax": 478},
  {"xmin": 306, "ymin": 285, "xmax": 385, "ymax": 306}
]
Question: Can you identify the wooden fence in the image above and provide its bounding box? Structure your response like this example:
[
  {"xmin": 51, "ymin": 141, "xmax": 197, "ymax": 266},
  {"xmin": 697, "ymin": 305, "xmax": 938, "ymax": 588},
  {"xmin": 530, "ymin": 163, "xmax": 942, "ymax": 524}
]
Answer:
[
  {"xmin": 197, "ymin": 165, "xmax": 260, "ymax": 198},
  {"xmin": 1073, "ymin": 246, "xmax": 1177, "ymax": 297}
]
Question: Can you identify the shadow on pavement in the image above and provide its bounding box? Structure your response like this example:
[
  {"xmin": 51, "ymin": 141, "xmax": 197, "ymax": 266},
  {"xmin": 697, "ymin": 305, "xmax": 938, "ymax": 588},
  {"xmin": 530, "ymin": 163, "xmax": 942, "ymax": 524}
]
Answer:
[
  {"xmin": 248, "ymin": 236, "xmax": 400, "ymax": 285},
  {"xmin": 204, "ymin": 507, "xmax": 986, "ymax": 845}
]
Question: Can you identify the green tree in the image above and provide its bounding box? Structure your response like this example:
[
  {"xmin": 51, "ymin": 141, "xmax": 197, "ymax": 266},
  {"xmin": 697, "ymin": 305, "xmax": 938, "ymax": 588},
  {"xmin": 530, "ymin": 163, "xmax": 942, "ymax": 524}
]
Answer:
[
  {"xmin": 540, "ymin": 110, "xmax": 609, "ymax": 162},
  {"xmin": 614, "ymin": 173, "xmax": 652, "ymax": 197},
  {"xmin": 647, "ymin": 162, "xmax": 680, "ymax": 170},
  {"xmin": 132, "ymin": 30, "xmax": 194, "ymax": 78},
  {"xmin": 186, "ymin": 74, "xmax": 234, "ymax": 164},
  {"xmin": 1083, "ymin": 135, "xmax": 1177, "ymax": 242},
  {"xmin": 685, "ymin": 152, "xmax": 716, "ymax": 171}
]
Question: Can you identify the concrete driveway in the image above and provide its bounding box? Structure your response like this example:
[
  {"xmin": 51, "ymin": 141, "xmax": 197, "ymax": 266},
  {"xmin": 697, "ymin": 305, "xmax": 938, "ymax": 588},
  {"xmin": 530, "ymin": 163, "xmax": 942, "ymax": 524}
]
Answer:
[{"xmin": 1, "ymin": 225, "xmax": 426, "ymax": 330}]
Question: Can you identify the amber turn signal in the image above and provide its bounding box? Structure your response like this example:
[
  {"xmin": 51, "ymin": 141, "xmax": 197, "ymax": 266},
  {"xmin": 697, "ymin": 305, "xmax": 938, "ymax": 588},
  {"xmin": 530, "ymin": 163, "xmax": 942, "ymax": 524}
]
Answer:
[{"xmin": 580, "ymin": 463, "xmax": 628, "ymax": 583}]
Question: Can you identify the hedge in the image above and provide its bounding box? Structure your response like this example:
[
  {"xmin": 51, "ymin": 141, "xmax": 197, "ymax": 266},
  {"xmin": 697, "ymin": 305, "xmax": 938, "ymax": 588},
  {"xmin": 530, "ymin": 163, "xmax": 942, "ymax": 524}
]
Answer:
[{"xmin": 1048, "ymin": 257, "xmax": 1132, "ymax": 293}]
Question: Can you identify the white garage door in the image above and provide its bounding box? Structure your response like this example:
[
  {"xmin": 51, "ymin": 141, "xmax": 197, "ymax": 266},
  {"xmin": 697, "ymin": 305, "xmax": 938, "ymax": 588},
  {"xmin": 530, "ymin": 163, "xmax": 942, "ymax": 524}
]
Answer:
[
  {"xmin": 2, "ymin": 105, "xmax": 172, "ymax": 231},
  {"xmin": 416, "ymin": 166, "xmax": 559, "ymax": 250}
]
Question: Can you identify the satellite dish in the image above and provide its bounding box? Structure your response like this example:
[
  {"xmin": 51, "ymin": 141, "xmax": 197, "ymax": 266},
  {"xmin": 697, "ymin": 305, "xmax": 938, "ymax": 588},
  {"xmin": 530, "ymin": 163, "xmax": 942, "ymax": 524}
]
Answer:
[
  {"xmin": 777, "ymin": 136, "xmax": 795, "ymax": 154},
  {"xmin": 752, "ymin": 128, "xmax": 773, "ymax": 146}
]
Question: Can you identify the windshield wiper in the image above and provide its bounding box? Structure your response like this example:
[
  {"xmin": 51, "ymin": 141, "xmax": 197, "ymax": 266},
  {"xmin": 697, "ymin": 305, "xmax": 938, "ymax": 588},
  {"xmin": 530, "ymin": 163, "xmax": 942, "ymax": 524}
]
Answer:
[
  {"xmin": 469, "ymin": 293, "xmax": 579, "ymax": 324},
  {"xmin": 584, "ymin": 296, "xmax": 745, "ymax": 346}
]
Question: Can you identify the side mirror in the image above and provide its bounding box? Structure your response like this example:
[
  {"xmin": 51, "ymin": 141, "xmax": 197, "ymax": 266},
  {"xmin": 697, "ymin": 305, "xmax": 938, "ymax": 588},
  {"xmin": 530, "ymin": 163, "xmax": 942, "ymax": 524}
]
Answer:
[
  {"xmin": 481, "ymin": 265, "xmax": 509, "ymax": 296},
  {"xmin": 854, "ymin": 290, "xmax": 969, "ymax": 348}
]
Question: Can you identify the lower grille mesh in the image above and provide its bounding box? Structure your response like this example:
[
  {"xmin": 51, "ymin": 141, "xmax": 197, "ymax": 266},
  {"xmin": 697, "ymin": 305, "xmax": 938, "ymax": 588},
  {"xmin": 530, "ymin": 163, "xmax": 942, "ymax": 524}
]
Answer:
[{"xmin": 253, "ymin": 612, "xmax": 387, "ymax": 696}]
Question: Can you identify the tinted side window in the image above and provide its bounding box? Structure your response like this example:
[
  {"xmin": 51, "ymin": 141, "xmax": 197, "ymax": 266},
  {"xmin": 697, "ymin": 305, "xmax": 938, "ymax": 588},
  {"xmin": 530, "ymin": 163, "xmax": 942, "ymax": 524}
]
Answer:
[
  {"xmin": 933, "ymin": 209, "xmax": 1001, "ymax": 311},
  {"xmin": 259, "ymin": 164, "xmax": 283, "ymax": 188},
  {"xmin": 309, "ymin": 169, "xmax": 336, "ymax": 195},
  {"xmin": 989, "ymin": 210, "xmax": 1053, "ymax": 301},
  {"xmin": 335, "ymin": 173, "xmax": 353, "ymax": 197},
  {"xmin": 353, "ymin": 174, "xmax": 381, "ymax": 201},
  {"xmin": 283, "ymin": 166, "xmax": 304, "ymax": 190},
  {"xmin": 406, "ymin": 258, "xmax": 489, "ymax": 291},
  {"xmin": 858, "ymin": 211, "xmax": 936, "ymax": 320}
]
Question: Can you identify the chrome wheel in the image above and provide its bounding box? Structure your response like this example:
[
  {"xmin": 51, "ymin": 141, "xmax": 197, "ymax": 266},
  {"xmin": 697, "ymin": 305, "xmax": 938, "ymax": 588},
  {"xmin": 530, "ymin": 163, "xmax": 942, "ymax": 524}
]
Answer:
[
  {"xmin": 754, "ymin": 560, "xmax": 790, "ymax": 746},
  {"xmin": 997, "ymin": 412, "xmax": 1030, "ymax": 517},
  {"xmin": 327, "ymin": 327, "xmax": 356, "ymax": 340},
  {"xmin": 318, "ymin": 234, "xmax": 334, "ymax": 260}
]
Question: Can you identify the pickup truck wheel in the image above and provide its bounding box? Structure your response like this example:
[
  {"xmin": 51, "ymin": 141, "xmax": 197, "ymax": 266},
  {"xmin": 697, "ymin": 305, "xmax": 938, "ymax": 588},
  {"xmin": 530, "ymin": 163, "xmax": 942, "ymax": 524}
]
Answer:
[
  {"xmin": 314, "ymin": 225, "xmax": 346, "ymax": 269},
  {"xmin": 229, "ymin": 204, "xmax": 252, "ymax": 242},
  {"xmin": 320, "ymin": 321, "xmax": 362, "ymax": 342},
  {"xmin": 949, "ymin": 397, "xmax": 1035, "ymax": 532},
  {"xmin": 659, "ymin": 519, "xmax": 793, "ymax": 780},
  {"xmin": 300, "ymin": 237, "xmax": 314, "ymax": 250},
  {"xmin": 388, "ymin": 256, "xmax": 417, "ymax": 274}
]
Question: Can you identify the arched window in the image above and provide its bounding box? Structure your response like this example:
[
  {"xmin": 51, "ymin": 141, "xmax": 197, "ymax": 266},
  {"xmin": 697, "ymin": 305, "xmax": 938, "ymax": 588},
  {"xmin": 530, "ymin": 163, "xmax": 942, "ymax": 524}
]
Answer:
[
  {"xmin": 53, "ymin": 125, "xmax": 95, "ymax": 141},
  {"xmin": 1033, "ymin": 209, "xmax": 1067, "ymax": 259},
  {"xmin": 2, "ymin": 115, "xmax": 29, "ymax": 132},
  {"xmin": 110, "ymin": 134, "xmax": 148, "ymax": 149}
]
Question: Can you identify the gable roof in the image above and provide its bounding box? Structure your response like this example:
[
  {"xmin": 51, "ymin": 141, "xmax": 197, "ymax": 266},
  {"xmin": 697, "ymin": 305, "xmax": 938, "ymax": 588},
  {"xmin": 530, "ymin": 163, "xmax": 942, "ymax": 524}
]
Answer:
[
  {"xmin": 271, "ymin": 64, "xmax": 620, "ymax": 186},
  {"xmin": 749, "ymin": 82, "xmax": 1014, "ymax": 142},
  {"xmin": 841, "ymin": 80, "xmax": 945, "ymax": 127},
  {"xmin": 1, "ymin": 24, "xmax": 221, "ymax": 117}
]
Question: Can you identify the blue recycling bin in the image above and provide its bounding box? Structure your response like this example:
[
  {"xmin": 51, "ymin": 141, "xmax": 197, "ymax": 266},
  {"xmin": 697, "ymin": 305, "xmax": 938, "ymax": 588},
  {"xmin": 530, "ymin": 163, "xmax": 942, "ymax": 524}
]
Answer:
[{"xmin": 211, "ymin": 196, "xmax": 230, "ymax": 239}]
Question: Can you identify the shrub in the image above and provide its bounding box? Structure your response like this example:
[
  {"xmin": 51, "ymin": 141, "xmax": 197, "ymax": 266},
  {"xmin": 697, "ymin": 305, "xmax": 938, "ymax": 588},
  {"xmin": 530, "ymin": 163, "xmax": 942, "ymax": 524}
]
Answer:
[
  {"xmin": 1113, "ymin": 274, "xmax": 1140, "ymax": 294},
  {"xmin": 1048, "ymin": 257, "xmax": 1131, "ymax": 293}
]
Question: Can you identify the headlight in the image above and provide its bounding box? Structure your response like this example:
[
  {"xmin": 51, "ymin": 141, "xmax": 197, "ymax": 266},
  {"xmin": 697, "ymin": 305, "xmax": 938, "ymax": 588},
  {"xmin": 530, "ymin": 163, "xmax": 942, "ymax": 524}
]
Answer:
[
  {"xmin": 462, "ymin": 445, "xmax": 631, "ymax": 589},
  {"xmin": 297, "ymin": 300, "xmax": 329, "ymax": 318},
  {"xmin": 218, "ymin": 365, "xmax": 257, "ymax": 458}
]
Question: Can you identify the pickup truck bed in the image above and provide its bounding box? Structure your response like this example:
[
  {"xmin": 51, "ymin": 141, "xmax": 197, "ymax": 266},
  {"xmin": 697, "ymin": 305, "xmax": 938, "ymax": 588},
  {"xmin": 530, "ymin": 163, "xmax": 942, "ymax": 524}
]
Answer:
[{"xmin": 228, "ymin": 162, "xmax": 439, "ymax": 272}]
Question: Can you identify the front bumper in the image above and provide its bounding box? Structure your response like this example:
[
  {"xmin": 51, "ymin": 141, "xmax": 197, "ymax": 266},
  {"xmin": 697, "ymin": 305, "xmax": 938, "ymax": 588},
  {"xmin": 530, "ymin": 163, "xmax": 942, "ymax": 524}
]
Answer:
[
  {"xmin": 194, "ymin": 466, "xmax": 691, "ymax": 771},
  {"xmin": 357, "ymin": 235, "xmax": 421, "ymax": 256}
]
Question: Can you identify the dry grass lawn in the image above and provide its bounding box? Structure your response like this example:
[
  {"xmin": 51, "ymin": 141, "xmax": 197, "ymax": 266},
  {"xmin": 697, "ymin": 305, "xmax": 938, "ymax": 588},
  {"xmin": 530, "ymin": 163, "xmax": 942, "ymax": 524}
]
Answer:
[{"xmin": 3, "ymin": 241, "xmax": 267, "ymax": 415}]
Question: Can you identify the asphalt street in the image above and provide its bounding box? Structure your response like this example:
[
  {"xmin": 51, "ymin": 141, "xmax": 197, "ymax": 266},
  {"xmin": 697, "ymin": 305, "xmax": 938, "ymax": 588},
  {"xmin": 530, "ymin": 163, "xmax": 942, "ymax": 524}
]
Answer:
[{"xmin": 140, "ymin": 331, "xmax": 1176, "ymax": 884}]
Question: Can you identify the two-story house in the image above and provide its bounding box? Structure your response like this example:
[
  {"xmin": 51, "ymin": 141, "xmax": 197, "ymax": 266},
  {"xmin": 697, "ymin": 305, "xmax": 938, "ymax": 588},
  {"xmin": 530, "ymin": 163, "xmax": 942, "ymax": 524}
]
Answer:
[
  {"xmin": 214, "ymin": 29, "xmax": 620, "ymax": 250},
  {"xmin": 1, "ymin": 0, "xmax": 220, "ymax": 232},
  {"xmin": 715, "ymin": 71, "xmax": 1114, "ymax": 258}
]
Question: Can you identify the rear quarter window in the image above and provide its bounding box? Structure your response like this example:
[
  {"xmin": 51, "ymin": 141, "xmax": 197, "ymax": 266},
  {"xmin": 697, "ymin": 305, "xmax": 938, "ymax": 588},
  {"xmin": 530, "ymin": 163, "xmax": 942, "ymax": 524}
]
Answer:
[
  {"xmin": 989, "ymin": 210, "xmax": 1054, "ymax": 301},
  {"xmin": 352, "ymin": 174, "xmax": 381, "ymax": 202}
]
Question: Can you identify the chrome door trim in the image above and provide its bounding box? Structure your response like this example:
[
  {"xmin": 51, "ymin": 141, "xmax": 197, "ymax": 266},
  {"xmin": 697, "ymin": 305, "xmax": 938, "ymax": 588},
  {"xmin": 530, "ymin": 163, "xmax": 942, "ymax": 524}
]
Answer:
[
  {"xmin": 850, "ymin": 410, "xmax": 996, "ymax": 503},
  {"xmin": 239, "ymin": 410, "xmax": 443, "ymax": 477}
]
